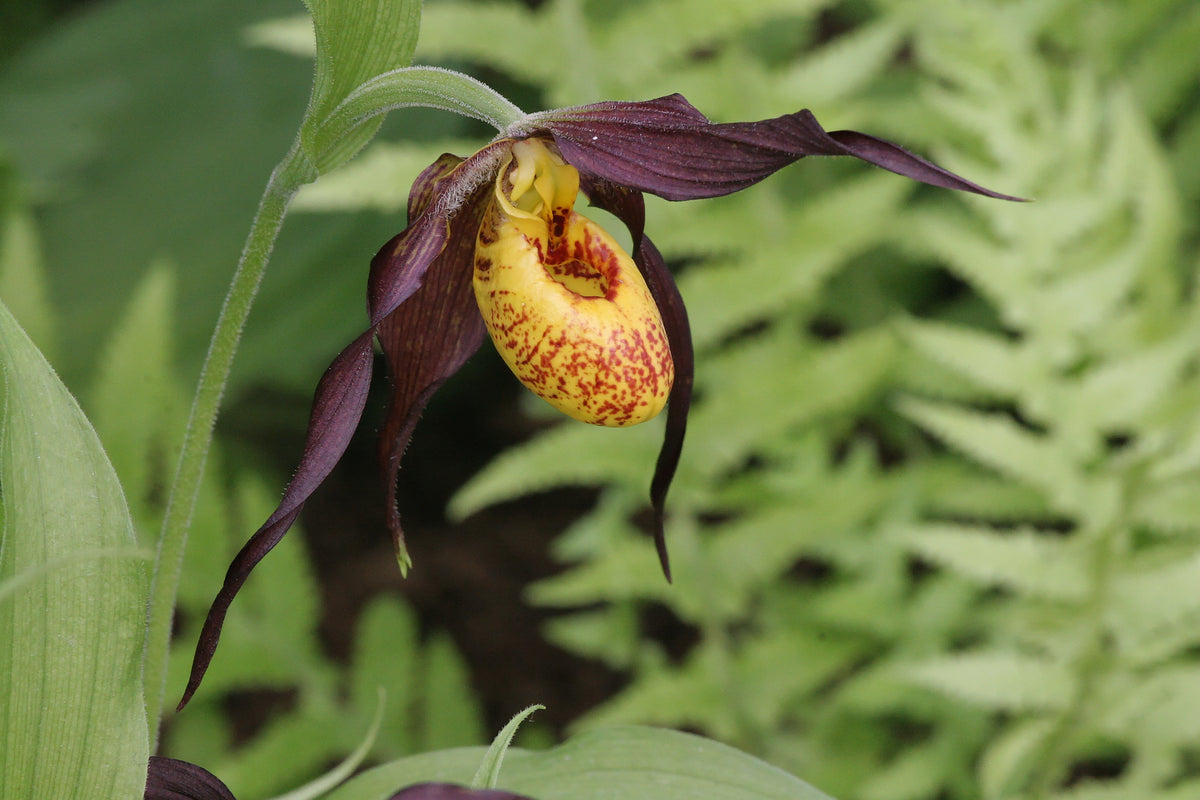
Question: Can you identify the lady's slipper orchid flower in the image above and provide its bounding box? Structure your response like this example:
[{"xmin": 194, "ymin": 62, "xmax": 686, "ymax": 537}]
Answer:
[{"xmin": 180, "ymin": 93, "xmax": 1018, "ymax": 708}]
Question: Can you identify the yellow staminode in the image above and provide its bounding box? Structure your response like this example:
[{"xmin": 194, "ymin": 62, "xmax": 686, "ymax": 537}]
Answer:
[{"xmin": 473, "ymin": 139, "xmax": 674, "ymax": 427}]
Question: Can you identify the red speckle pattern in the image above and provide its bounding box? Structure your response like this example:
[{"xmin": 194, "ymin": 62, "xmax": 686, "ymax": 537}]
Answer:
[{"xmin": 474, "ymin": 196, "xmax": 673, "ymax": 427}]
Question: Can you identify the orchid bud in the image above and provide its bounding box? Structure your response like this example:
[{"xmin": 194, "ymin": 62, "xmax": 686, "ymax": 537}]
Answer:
[{"xmin": 473, "ymin": 139, "xmax": 674, "ymax": 427}]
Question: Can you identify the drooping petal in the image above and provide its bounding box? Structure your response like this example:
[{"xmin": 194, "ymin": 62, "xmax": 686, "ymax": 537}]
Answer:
[
  {"xmin": 145, "ymin": 756, "xmax": 236, "ymax": 800},
  {"xmin": 634, "ymin": 237, "xmax": 692, "ymax": 582},
  {"xmin": 388, "ymin": 783, "xmax": 536, "ymax": 800},
  {"xmin": 580, "ymin": 178, "xmax": 693, "ymax": 580},
  {"xmin": 179, "ymin": 150, "xmax": 500, "ymax": 709},
  {"xmin": 527, "ymin": 94, "xmax": 1023, "ymax": 202},
  {"xmin": 374, "ymin": 166, "xmax": 493, "ymax": 566},
  {"xmin": 180, "ymin": 329, "xmax": 376, "ymax": 709}
]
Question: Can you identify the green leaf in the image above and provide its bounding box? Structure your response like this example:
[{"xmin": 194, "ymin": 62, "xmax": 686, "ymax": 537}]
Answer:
[
  {"xmin": 324, "ymin": 726, "xmax": 836, "ymax": 800},
  {"xmin": 906, "ymin": 651, "xmax": 1073, "ymax": 713},
  {"xmin": 317, "ymin": 66, "xmax": 525, "ymax": 153},
  {"xmin": 300, "ymin": 0, "xmax": 422, "ymax": 171},
  {"xmin": 270, "ymin": 689, "xmax": 387, "ymax": 800},
  {"xmin": 899, "ymin": 523, "xmax": 1089, "ymax": 601},
  {"xmin": 449, "ymin": 421, "xmax": 660, "ymax": 521},
  {"xmin": 0, "ymin": 298, "xmax": 150, "ymax": 798},
  {"xmin": 417, "ymin": 1, "xmax": 551, "ymax": 87},
  {"xmin": 899, "ymin": 319, "xmax": 1027, "ymax": 401},
  {"xmin": 778, "ymin": 18, "xmax": 907, "ymax": 107},
  {"xmin": 977, "ymin": 718, "xmax": 1056, "ymax": 800},
  {"xmin": 472, "ymin": 705, "xmax": 543, "ymax": 789},
  {"xmin": 293, "ymin": 139, "xmax": 478, "ymax": 213},
  {"xmin": 1108, "ymin": 549, "xmax": 1200, "ymax": 656},
  {"xmin": 899, "ymin": 397, "xmax": 1079, "ymax": 507}
]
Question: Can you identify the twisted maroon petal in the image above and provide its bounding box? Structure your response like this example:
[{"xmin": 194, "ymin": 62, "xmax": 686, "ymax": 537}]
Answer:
[
  {"xmin": 374, "ymin": 174, "xmax": 493, "ymax": 562},
  {"xmin": 179, "ymin": 330, "xmax": 375, "ymax": 709},
  {"xmin": 178, "ymin": 152, "xmax": 500, "ymax": 710},
  {"xmin": 535, "ymin": 93, "xmax": 1023, "ymax": 202}
]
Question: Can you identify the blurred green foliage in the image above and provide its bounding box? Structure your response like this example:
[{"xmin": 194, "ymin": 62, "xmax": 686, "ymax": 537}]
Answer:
[
  {"xmin": 4, "ymin": 0, "xmax": 1200, "ymax": 799},
  {"xmin": 437, "ymin": 1, "xmax": 1200, "ymax": 799}
]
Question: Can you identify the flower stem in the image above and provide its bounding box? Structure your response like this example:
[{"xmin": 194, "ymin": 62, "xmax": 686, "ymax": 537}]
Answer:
[{"xmin": 142, "ymin": 139, "xmax": 316, "ymax": 748}]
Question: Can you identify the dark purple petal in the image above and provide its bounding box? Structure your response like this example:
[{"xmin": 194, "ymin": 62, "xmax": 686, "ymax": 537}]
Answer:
[
  {"xmin": 581, "ymin": 181, "xmax": 691, "ymax": 581},
  {"xmin": 374, "ymin": 179, "xmax": 492, "ymax": 561},
  {"xmin": 388, "ymin": 783, "xmax": 536, "ymax": 800},
  {"xmin": 179, "ymin": 150, "xmax": 513, "ymax": 709},
  {"xmin": 145, "ymin": 757, "xmax": 236, "ymax": 800},
  {"xmin": 633, "ymin": 237, "xmax": 693, "ymax": 582},
  {"xmin": 368, "ymin": 155, "xmax": 461, "ymax": 321},
  {"xmin": 533, "ymin": 94, "xmax": 1023, "ymax": 202},
  {"xmin": 180, "ymin": 330, "xmax": 376, "ymax": 710},
  {"xmin": 368, "ymin": 141, "xmax": 512, "ymax": 323},
  {"xmin": 579, "ymin": 173, "xmax": 646, "ymax": 250}
]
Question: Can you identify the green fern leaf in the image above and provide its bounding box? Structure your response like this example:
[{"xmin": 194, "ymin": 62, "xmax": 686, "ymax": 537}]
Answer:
[
  {"xmin": 917, "ymin": 458, "xmax": 1052, "ymax": 522},
  {"xmin": 900, "ymin": 523, "xmax": 1089, "ymax": 601},
  {"xmin": 690, "ymin": 328, "xmax": 898, "ymax": 478},
  {"xmin": 899, "ymin": 318, "xmax": 1027, "ymax": 400},
  {"xmin": 676, "ymin": 173, "xmax": 912, "ymax": 351},
  {"xmin": 977, "ymin": 717, "xmax": 1056, "ymax": 800},
  {"xmin": 899, "ymin": 397, "xmax": 1078, "ymax": 505},
  {"xmin": 417, "ymin": 2, "xmax": 551, "ymax": 86},
  {"xmin": 449, "ymin": 420, "xmax": 659, "ymax": 521},
  {"xmin": 1109, "ymin": 549, "xmax": 1200, "ymax": 655},
  {"xmin": 778, "ymin": 18, "xmax": 907, "ymax": 108},
  {"xmin": 293, "ymin": 140, "xmax": 478, "ymax": 213},
  {"xmin": 907, "ymin": 651, "xmax": 1073, "ymax": 713}
]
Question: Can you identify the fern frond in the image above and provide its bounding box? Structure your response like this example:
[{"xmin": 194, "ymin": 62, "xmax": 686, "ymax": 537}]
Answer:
[
  {"xmin": 899, "ymin": 397, "xmax": 1078, "ymax": 506},
  {"xmin": 907, "ymin": 651, "xmax": 1073, "ymax": 713},
  {"xmin": 900, "ymin": 523, "xmax": 1089, "ymax": 602}
]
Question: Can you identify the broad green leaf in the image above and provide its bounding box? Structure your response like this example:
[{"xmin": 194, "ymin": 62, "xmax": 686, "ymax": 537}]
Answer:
[
  {"xmin": 300, "ymin": 0, "xmax": 422, "ymax": 171},
  {"xmin": 325, "ymin": 725, "xmax": 836, "ymax": 800},
  {"xmin": 0, "ymin": 298, "xmax": 150, "ymax": 799}
]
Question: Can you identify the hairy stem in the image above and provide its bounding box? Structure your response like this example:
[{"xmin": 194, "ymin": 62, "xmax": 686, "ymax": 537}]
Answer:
[{"xmin": 142, "ymin": 140, "xmax": 316, "ymax": 748}]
